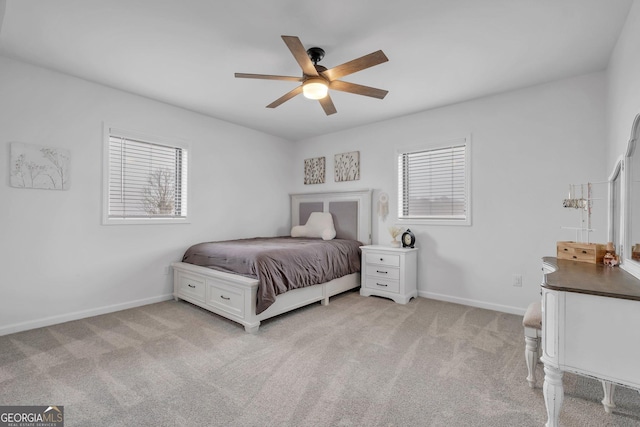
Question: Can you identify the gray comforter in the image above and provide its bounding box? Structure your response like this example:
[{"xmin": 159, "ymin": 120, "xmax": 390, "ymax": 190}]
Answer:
[{"xmin": 181, "ymin": 237, "xmax": 362, "ymax": 314}]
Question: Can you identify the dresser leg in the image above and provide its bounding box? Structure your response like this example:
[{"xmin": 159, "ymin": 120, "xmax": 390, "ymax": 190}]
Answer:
[
  {"xmin": 244, "ymin": 323, "xmax": 260, "ymax": 334},
  {"xmin": 601, "ymin": 381, "xmax": 616, "ymax": 413},
  {"xmin": 543, "ymin": 364, "xmax": 564, "ymax": 427}
]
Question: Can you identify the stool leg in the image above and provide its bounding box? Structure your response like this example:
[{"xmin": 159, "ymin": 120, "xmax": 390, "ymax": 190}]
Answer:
[
  {"xmin": 525, "ymin": 333, "xmax": 539, "ymax": 388},
  {"xmin": 537, "ymin": 336, "xmax": 542, "ymax": 361},
  {"xmin": 601, "ymin": 381, "xmax": 616, "ymax": 413}
]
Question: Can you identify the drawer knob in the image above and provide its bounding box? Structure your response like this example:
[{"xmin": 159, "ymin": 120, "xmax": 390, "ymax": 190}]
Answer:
[
  {"xmin": 188, "ymin": 284, "xmax": 196, "ymax": 288},
  {"xmin": 380, "ymin": 257, "xmax": 384, "ymax": 261},
  {"xmin": 376, "ymin": 270, "xmax": 388, "ymax": 274},
  {"xmin": 220, "ymin": 295, "xmax": 230, "ymax": 300},
  {"xmin": 376, "ymin": 283, "xmax": 388, "ymax": 287}
]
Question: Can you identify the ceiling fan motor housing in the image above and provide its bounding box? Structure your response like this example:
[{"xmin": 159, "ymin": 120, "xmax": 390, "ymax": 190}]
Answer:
[{"xmin": 306, "ymin": 47, "xmax": 325, "ymax": 64}]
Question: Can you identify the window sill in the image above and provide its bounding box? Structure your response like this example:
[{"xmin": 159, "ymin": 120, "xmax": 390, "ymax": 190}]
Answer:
[
  {"xmin": 398, "ymin": 217, "xmax": 471, "ymax": 226},
  {"xmin": 102, "ymin": 217, "xmax": 191, "ymax": 226}
]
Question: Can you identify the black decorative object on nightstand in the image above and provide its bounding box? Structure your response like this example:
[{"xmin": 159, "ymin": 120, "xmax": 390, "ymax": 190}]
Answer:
[{"xmin": 401, "ymin": 229, "xmax": 415, "ymax": 248}]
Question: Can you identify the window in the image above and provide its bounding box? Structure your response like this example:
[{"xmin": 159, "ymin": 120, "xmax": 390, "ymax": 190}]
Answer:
[
  {"xmin": 103, "ymin": 126, "xmax": 189, "ymax": 224},
  {"xmin": 397, "ymin": 137, "xmax": 470, "ymax": 225}
]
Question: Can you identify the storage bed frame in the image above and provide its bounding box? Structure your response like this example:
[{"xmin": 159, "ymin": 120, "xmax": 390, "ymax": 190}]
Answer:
[{"xmin": 171, "ymin": 189, "xmax": 372, "ymax": 333}]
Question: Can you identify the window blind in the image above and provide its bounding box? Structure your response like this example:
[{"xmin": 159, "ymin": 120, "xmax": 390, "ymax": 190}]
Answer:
[
  {"xmin": 398, "ymin": 144, "xmax": 467, "ymax": 220},
  {"xmin": 108, "ymin": 134, "xmax": 188, "ymax": 219}
]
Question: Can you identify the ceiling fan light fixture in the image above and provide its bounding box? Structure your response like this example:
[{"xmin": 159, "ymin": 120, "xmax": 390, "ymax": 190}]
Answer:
[
  {"xmin": 303, "ymin": 78, "xmax": 328, "ymax": 100},
  {"xmin": 234, "ymin": 35, "xmax": 388, "ymax": 114}
]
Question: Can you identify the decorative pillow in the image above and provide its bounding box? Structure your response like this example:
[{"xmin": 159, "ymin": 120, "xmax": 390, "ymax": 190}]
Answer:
[{"xmin": 291, "ymin": 212, "xmax": 336, "ymax": 240}]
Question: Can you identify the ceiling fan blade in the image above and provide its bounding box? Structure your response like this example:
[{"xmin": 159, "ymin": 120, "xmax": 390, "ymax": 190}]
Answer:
[
  {"xmin": 330, "ymin": 80, "xmax": 388, "ymax": 99},
  {"xmin": 266, "ymin": 85, "xmax": 303, "ymax": 109},
  {"xmin": 281, "ymin": 35, "xmax": 318, "ymax": 77},
  {"xmin": 235, "ymin": 73, "xmax": 303, "ymax": 82},
  {"xmin": 319, "ymin": 94, "xmax": 337, "ymax": 116},
  {"xmin": 321, "ymin": 50, "xmax": 388, "ymax": 81}
]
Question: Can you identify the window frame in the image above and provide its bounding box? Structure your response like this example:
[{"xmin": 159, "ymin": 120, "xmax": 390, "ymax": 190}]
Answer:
[
  {"xmin": 102, "ymin": 123, "xmax": 190, "ymax": 225},
  {"xmin": 396, "ymin": 135, "xmax": 471, "ymax": 226}
]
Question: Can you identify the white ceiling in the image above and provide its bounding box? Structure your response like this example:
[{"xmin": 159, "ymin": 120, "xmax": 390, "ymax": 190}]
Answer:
[{"xmin": 0, "ymin": 0, "xmax": 633, "ymax": 141}]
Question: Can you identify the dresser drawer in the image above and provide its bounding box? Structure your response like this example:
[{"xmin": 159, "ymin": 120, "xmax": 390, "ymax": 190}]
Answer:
[
  {"xmin": 364, "ymin": 276, "xmax": 400, "ymax": 294},
  {"xmin": 365, "ymin": 252, "xmax": 400, "ymax": 267},
  {"xmin": 206, "ymin": 280, "xmax": 245, "ymax": 318},
  {"xmin": 365, "ymin": 265, "xmax": 400, "ymax": 280},
  {"xmin": 177, "ymin": 273, "xmax": 206, "ymax": 302}
]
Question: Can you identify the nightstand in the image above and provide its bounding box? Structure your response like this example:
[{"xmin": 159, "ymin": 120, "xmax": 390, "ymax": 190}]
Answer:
[{"xmin": 359, "ymin": 245, "xmax": 418, "ymax": 304}]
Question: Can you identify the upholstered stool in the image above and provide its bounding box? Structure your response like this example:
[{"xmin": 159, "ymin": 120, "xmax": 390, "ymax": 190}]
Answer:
[{"xmin": 523, "ymin": 301, "xmax": 542, "ymax": 388}]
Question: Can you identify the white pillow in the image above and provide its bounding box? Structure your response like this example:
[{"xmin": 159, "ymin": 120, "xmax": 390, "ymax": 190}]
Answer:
[{"xmin": 291, "ymin": 212, "xmax": 336, "ymax": 240}]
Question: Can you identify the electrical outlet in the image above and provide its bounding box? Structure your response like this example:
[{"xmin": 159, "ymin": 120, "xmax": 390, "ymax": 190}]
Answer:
[
  {"xmin": 513, "ymin": 274, "xmax": 522, "ymax": 287},
  {"xmin": 163, "ymin": 266, "xmax": 170, "ymax": 275}
]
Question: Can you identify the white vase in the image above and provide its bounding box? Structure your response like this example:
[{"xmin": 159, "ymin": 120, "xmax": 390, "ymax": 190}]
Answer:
[{"xmin": 390, "ymin": 239, "xmax": 400, "ymax": 248}]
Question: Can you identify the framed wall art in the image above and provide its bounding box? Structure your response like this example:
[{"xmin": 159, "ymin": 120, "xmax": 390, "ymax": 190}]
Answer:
[
  {"xmin": 334, "ymin": 151, "xmax": 360, "ymax": 182},
  {"xmin": 304, "ymin": 156, "xmax": 325, "ymax": 185},
  {"xmin": 10, "ymin": 142, "xmax": 70, "ymax": 190}
]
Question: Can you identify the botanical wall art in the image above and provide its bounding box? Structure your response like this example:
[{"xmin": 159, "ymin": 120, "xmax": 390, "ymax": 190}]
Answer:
[
  {"xmin": 334, "ymin": 151, "xmax": 360, "ymax": 182},
  {"xmin": 304, "ymin": 156, "xmax": 325, "ymax": 185},
  {"xmin": 10, "ymin": 142, "xmax": 70, "ymax": 190}
]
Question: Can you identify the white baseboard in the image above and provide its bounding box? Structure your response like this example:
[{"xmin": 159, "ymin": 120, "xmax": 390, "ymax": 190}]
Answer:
[
  {"xmin": 418, "ymin": 291, "xmax": 526, "ymax": 316},
  {"xmin": 2, "ymin": 291, "xmax": 526, "ymax": 336},
  {"xmin": 0, "ymin": 294, "xmax": 175, "ymax": 336}
]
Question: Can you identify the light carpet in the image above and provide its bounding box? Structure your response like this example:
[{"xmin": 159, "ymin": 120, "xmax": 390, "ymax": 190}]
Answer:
[{"xmin": 1, "ymin": 291, "xmax": 639, "ymax": 426}]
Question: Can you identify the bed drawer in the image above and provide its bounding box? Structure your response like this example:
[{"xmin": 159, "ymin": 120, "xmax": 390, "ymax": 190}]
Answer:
[
  {"xmin": 365, "ymin": 265, "xmax": 400, "ymax": 280},
  {"xmin": 177, "ymin": 273, "xmax": 206, "ymax": 302},
  {"xmin": 364, "ymin": 276, "xmax": 400, "ymax": 294},
  {"xmin": 206, "ymin": 280, "xmax": 245, "ymax": 318},
  {"xmin": 365, "ymin": 252, "xmax": 400, "ymax": 267}
]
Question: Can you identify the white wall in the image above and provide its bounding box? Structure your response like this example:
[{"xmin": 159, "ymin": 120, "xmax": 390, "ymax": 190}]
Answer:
[
  {"xmin": 0, "ymin": 56, "xmax": 295, "ymax": 334},
  {"xmin": 607, "ymin": 0, "xmax": 640, "ymax": 167},
  {"xmin": 0, "ymin": 38, "xmax": 616, "ymax": 333},
  {"xmin": 292, "ymin": 73, "xmax": 608, "ymax": 314}
]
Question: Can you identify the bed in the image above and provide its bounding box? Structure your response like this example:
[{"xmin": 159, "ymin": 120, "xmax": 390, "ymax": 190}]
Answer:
[{"xmin": 171, "ymin": 189, "xmax": 372, "ymax": 333}]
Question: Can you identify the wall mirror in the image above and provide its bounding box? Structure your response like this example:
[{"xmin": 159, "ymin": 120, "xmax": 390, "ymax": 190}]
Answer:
[
  {"xmin": 621, "ymin": 113, "xmax": 640, "ymax": 279},
  {"xmin": 608, "ymin": 157, "xmax": 622, "ymax": 253}
]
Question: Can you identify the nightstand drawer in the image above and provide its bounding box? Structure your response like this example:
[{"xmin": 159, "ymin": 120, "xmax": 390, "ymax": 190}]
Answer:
[
  {"xmin": 365, "ymin": 253, "xmax": 400, "ymax": 267},
  {"xmin": 364, "ymin": 277, "xmax": 400, "ymax": 294},
  {"xmin": 365, "ymin": 265, "xmax": 400, "ymax": 280},
  {"xmin": 177, "ymin": 273, "xmax": 206, "ymax": 302},
  {"xmin": 206, "ymin": 280, "xmax": 245, "ymax": 318}
]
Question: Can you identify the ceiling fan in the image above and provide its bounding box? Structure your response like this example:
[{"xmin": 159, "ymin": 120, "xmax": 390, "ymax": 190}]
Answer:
[{"xmin": 234, "ymin": 35, "xmax": 389, "ymax": 115}]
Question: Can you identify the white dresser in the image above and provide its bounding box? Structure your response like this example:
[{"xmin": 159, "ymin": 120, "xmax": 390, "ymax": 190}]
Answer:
[
  {"xmin": 359, "ymin": 245, "xmax": 418, "ymax": 304},
  {"xmin": 540, "ymin": 257, "xmax": 640, "ymax": 427}
]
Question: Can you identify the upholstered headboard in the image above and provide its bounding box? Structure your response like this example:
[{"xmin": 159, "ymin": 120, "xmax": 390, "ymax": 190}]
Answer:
[{"xmin": 290, "ymin": 189, "xmax": 372, "ymax": 244}]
